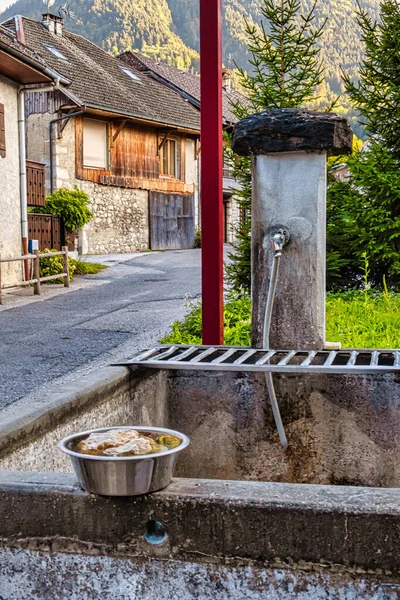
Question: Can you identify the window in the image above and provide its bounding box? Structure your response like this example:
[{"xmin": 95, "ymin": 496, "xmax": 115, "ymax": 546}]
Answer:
[
  {"xmin": 83, "ymin": 118, "xmax": 109, "ymax": 169},
  {"xmin": 119, "ymin": 65, "xmax": 141, "ymax": 82},
  {"xmin": 159, "ymin": 137, "xmax": 180, "ymax": 178},
  {"xmin": 0, "ymin": 104, "xmax": 5, "ymax": 158},
  {"xmin": 42, "ymin": 44, "xmax": 68, "ymax": 61}
]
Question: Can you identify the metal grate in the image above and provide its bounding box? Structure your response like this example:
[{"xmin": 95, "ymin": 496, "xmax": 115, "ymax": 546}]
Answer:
[{"xmin": 116, "ymin": 346, "xmax": 400, "ymax": 375}]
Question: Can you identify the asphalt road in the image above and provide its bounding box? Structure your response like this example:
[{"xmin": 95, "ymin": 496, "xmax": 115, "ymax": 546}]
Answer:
[{"xmin": 0, "ymin": 249, "xmax": 201, "ymax": 410}]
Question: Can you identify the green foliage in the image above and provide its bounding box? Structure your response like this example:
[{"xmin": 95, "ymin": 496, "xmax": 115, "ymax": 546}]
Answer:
[
  {"xmin": 194, "ymin": 228, "xmax": 201, "ymax": 249},
  {"xmin": 328, "ymin": 0, "xmax": 400, "ymax": 290},
  {"xmin": 161, "ymin": 287, "xmax": 400, "ymax": 348},
  {"xmin": 72, "ymin": 260, "xmax": 108, "ymax": 275},
  {"xmin": 327, "ymin": 143, "xmax": 400, "ymax": 289},
  {"xmin": 225, "ymin": 0, "xmax": 326, "ymax": 294},
  {"xmin": 343, "ymin": 0, "xmax": 400, "ymax": 159},
  {"xmin": 42, "ymin": 187, "xmax": 93, "ymax": 231},
  {"xmin": 39, "ymin": 249, "xmax": 76, "ymax": 284},
  {"xmin": 160, "ymin": 294, "xmax": 251, "ymax": 346},
  {"xmin": 326, "ymin": 288, "xmax": 400, "ymax": 348}
]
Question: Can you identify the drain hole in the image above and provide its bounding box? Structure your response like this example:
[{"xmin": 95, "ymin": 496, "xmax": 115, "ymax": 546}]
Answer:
[{"xmin": 144, "ymin": 520, "xmax": 167, "ymax": 545}]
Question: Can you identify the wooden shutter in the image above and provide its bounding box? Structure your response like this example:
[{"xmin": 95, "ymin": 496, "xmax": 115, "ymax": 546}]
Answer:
[{"xmin": 0, "ymin": 104, "xmax": 5, "ymax": 158}]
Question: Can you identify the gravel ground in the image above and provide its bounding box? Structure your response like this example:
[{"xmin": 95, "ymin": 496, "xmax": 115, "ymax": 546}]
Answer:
[{"xmin": 0, "ymin": 249, "xmax": 202, "ymax": 411}]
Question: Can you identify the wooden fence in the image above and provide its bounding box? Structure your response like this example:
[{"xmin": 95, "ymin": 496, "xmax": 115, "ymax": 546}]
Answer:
[
  {"xmin": 28, "ymin": 213, "xmax": 62, "ymax": 251},
  {"xmin": 26, "ymin": 160, "xmax": 46, "ymax": 207},
  {"xmin": 0, "ymin": 247, "xmax": 70, "ymax": 304}
]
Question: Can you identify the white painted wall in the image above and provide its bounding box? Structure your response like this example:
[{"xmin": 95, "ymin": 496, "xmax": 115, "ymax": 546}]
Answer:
[
  {"xmin": 0, "ymin": 75, "xmax": 23, "ymax": 284},
  {"xmin": 185, "ymin": 138, "xmax": 199, "ymax": 228}
]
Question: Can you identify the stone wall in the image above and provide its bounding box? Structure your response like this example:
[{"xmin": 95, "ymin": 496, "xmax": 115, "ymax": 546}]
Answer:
[
  {"xmin": 78, "ymin": 182, "xmax": 149, "ymax": 254},
  {"xmin": 0, "ymin": 76, "xmax": 23, "ymax": 285},
  {"xmin": 1, "ymin": 473, "xmax": 400, "ymax": 599}
]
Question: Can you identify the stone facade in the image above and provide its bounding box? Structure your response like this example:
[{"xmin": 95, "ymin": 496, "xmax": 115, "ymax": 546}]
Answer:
[
  {"xmin": 78, "ymin": 183, "xmax": 149, "ymax": 254},
  {"xmin": 0, "ymin": 75, "xmax": 23, "ymax": 285}
]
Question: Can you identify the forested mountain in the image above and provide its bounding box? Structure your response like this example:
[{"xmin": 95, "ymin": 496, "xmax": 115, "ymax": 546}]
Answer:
[{"xmin": 1, "ymin": 0, "xmax": 381, "ymax": 121}]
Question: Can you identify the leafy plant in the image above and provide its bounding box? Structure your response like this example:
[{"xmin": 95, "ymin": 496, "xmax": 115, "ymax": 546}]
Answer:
[
  {"xmin": 40, "ymin": 187, "xmax": 93, "ymax": 231},
  {"xmin": 194, "ymin": 228, "xmax": 201, "ymax": 249},
  {"xmin": 160, "ymin": 293, "xmax": 251, "ymax": 346},
  {"xmin": 39, "ymin": 249, "xmax": 76, "ymax": 284},
  {"xmin": 72, "ymin": 260, "xmax": 108, "ymax": 275},
  {"xmin": 162, "ymin": 289, "xmax": 400, "ymax": 349}
]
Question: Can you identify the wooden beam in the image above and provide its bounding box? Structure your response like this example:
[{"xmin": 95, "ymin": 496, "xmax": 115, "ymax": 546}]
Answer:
[
  {"xmin": 157, "ymin": 129, "xmax": 176, "ymax": 155},
  {"xmin": 111, "ymin": 119, "xmax": 127, "ymax": 146}
]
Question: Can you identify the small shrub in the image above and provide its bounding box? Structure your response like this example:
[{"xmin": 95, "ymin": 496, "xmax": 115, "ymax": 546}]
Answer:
[
  {"xmin": 39, "ymin": 248, "xmax": 76, "ymax": 284},
  {"xmin": 71, "ymin": 260, "xmax": 107, "ymax": 275},
  {"xmin": 194, "ymin": 228, "xmax": 201, "ymax": 249},
  {"xmin": 41, "ymin": 186, "xmax": 93, "ymax": 231},
  {"xmin": 160, "ymin": 293, "xmax": 251, "ymax": 346}
]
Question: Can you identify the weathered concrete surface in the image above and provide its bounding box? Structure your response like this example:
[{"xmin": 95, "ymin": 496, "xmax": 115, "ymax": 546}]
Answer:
[
  {"xmin": 0, "ymin": 367, "xmax": 168, "ymax": 472},
  {"xmin": 1, "ymin": 365, "xmax": 400, "ymax": 487},
  {"xmin": 169, "ymin": 370, "xmax": 400, "ymax": 487},
  {"xmin": 2, "ymin": 549, "xmax": 400, "ymax": 599},
  {"xmin": 232, "ymin": 108, "xmax": 352, "ymax": 156},
  {"xmin": 251, "ymin": 151, "xmax": 327, "ymax": 348},
  {"xmin": 1, "ymin": 473, "xmax": 400, "ymax": 598}
]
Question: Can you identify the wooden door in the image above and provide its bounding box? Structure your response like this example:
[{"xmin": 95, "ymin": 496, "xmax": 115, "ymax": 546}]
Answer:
[{"xmin": 149, "ymin": 192, "xmax": 195, "ymax": 250}]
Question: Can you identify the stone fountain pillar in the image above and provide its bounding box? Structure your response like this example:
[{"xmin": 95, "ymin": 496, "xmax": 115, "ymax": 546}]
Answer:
[{"xmin": 232, "ymin": 109, "xmax": 352, "ymax": 349}]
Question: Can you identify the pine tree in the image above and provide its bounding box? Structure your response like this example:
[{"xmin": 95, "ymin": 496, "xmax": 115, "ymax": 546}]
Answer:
[
  {"xmin": 327, "ymin": 0, "xmax": 400, "ymax": 289},
  {"xmin": 225, "ymin": 0, "xmax": 326, "ymax": 293},
  {"xmin": 343, "ymin": 0, "xmax": 400, "ymax": 159}
]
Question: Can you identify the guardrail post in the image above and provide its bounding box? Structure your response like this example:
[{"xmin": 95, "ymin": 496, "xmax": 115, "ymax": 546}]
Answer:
[
  {"xmin": 62, "ymin": 246, "xmax": 70, "ymax": 288},
  {"xmin": 33, "ymin": 250, "xmax": 41, "ymax": 296}
]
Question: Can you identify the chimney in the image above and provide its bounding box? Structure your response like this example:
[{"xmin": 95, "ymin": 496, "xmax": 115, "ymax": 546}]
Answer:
[
  {"xmin": 42, "ymin": 13, "xmax": 63, "ymax": 36},
  {"xmin": 14, "ymin": 16, "xmax": 25, "ymax": 45},
  {"xmin": 222, "ymin": 68, "xmax": 232, "ymax": 92}
]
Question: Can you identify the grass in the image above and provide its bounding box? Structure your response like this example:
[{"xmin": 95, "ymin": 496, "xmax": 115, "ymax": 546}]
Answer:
[
  {"xmin": 326, "ymin": 290, "xmax": 400, "ymax": 348},
  {"xmin": 72, "ymin": 260, "xmax": 108, "ymax": 275},
  {"xmin": 161, "ymin": 290, "xmax": 400, "ymax": 349}
]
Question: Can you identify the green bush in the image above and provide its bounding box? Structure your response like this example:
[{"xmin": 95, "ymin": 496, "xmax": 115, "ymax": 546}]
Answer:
[
  {"xmin": 39, "ymin": 186, "xmax": 93, "ymax": 231},
  {"xmin": 72, "ymin": 260, "xmax": 108, "ymax": 275},
  {"xmin": 161, "ymin": 287, "xmax": 400, "ymax": 349},
  {"xmin": 194, "ymin": 228, "xmax": 201, "ymax": 249},
  {"xmin": 160, "ymin": 294, "xmax": 252, "ymax": 346},
  {"xmin": 327, "ymin": 144, "xmax": 400, "ymax": 290},
  {"xmin": 39, "ymin": 249, "xmax": 76, "ymax": 284}
]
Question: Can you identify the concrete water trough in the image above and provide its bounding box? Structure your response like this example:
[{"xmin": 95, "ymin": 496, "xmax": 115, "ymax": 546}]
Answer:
[{"xmin": 1, "ymin": 362, "xmax": 400, "ymax": 599}]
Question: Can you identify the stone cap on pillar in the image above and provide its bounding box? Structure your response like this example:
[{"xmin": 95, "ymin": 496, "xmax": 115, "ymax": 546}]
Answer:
[{"xmin": 232, "ymin": 108, "xmax": 353, "ymax": 156}]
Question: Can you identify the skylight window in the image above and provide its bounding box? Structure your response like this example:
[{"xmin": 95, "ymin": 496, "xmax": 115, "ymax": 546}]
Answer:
[
  {"xmin": 42, "ymin": 44, "xmax": 67, "ymax": 61},
  {"xmin": 119, "ymin": 65, "xmax": 141, "ymax": 82}
]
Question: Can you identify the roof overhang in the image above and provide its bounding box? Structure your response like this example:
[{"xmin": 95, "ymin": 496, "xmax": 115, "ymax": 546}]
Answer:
[
  {"xmin": 0, "ymin": 48, "xmax": 51, "ymax": 84},
  {"xmin": 81, "ymin": 104, "xmax": 200, "ymax": 135}
]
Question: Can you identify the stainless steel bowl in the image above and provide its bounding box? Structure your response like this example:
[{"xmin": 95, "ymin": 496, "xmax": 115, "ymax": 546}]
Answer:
[{"xmin": 59, "ymin": 426, "xmax": 190, "ymax": 496}]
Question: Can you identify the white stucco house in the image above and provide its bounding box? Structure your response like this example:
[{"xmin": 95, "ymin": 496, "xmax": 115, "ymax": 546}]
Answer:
[{"xmin": 0, "ymin": 21, "xmax": 59, "ymax": 284}]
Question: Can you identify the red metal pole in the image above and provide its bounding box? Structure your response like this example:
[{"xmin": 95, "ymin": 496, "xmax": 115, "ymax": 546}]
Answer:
[{"xmin": 200, "ymin": 0, "xmax": 224, "ymax": 345}]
